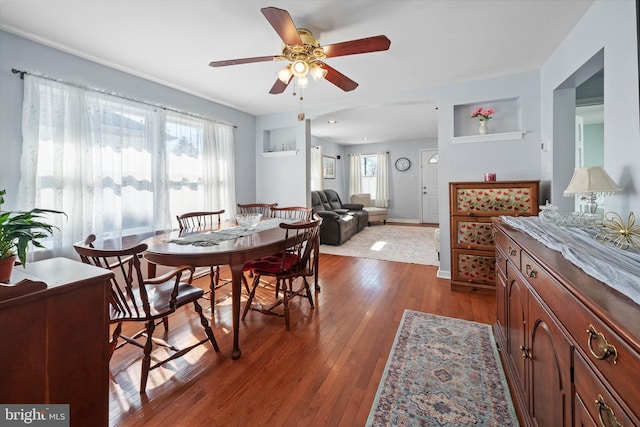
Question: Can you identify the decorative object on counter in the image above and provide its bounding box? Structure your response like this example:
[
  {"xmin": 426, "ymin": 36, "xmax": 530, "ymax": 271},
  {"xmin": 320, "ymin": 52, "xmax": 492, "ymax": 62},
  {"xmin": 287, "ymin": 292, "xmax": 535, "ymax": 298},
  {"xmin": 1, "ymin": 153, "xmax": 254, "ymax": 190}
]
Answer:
[
  {"xmin": 235, "ymin": 213, "xmax": 262, "ymax": 229},
  {"xmin": 470, "ymin": 106, "xmax": 494, "ymax": 135},
  {"xmin": 563, "ymin": 166, "xmax": 622, "ymax": 214},
  {"xmin": 538, "ymin": 200, "xmax": 558, "ymax": 221},
  {"xmin": 538, "ymin": 202, "xmax": 600, "ymax": 228},
  {"xmin": 596, "ymin": 211, "xmax": 640, "ymax": 250},
  {"xmin": 483, "ymin": 172, "xmax": 496, "ymax": 182},
  {"xmin": 0, "ymin": 189, "xmax": 65, "ymax": 283}
]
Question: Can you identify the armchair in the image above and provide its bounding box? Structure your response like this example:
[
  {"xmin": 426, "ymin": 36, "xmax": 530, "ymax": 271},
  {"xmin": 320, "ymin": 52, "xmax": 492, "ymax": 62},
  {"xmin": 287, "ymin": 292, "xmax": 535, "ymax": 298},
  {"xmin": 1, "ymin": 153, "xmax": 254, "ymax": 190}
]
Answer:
[{"xmin": 350, "ymin": 193, "xmax": 388, "ymax": 225}]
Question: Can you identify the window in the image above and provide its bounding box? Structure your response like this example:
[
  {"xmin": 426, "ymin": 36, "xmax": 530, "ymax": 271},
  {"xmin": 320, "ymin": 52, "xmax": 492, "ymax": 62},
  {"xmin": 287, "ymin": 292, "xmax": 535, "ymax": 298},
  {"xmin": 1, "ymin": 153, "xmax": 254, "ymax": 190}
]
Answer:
[
  {"xmin": 19, "ymin": 75, "xmax": 235, "ymax": 258},
  {"xmin": 361, "ymin": 154, "xmax": 377, "ymax": 196}
]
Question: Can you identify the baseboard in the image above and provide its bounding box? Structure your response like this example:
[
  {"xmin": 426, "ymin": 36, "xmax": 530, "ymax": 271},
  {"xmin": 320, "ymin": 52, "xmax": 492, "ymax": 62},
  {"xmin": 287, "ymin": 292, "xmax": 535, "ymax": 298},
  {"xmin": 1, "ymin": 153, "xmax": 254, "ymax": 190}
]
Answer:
[
  {"xmin": 387, "ymin": 218, "xmax": 421, "ymax": 224},
  {"xmin": 437, "ymin": 269, "xmax": 451, "ymax": 279}
]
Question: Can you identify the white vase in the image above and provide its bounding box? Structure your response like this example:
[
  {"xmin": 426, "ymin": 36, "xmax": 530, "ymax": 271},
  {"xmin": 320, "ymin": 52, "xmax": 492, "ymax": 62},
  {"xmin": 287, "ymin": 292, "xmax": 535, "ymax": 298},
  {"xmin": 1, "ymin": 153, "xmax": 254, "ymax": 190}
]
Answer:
[{"xmin": 479, "ymin": 120, "xmax": 488, "ymax": 135}]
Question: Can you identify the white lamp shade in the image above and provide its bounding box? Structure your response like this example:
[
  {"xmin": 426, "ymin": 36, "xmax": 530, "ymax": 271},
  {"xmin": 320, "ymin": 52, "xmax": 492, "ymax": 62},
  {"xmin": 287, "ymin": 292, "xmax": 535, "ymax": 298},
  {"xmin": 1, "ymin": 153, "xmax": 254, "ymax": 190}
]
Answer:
[{"xmin": 563, "ymin": 166, "xmax": 622, "ymax": 197}]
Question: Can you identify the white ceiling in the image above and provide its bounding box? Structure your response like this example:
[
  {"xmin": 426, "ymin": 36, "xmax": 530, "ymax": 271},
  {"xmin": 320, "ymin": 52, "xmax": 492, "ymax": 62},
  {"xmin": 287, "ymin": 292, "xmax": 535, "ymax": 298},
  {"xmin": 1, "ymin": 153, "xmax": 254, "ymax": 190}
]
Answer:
[{"xmin": 0, "ymin": 0, "xmax": 593, "ymax": 145}]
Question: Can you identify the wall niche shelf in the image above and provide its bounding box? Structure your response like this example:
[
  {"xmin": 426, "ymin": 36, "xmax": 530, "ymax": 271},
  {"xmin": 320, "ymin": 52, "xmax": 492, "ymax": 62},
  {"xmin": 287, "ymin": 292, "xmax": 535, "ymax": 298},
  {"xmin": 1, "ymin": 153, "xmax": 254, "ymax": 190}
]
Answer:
[
  {"xmin": 450, "ymin": 131, "xmax": 525, "ymax": 144},
  {"xmin": 262, "ymin": 150, "xmax": 299, "ymax": 157},
  {"xmin": 453, "ymin": 97, "xmax": 523, "ymax": 139}
]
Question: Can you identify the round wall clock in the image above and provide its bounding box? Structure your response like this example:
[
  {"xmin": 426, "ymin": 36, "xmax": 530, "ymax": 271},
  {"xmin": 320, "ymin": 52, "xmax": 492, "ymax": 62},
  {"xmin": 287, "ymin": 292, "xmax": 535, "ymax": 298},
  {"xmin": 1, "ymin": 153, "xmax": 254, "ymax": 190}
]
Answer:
[{"xmin": 395, "ymin": 157, "xmax": 411, "ymax": 171}]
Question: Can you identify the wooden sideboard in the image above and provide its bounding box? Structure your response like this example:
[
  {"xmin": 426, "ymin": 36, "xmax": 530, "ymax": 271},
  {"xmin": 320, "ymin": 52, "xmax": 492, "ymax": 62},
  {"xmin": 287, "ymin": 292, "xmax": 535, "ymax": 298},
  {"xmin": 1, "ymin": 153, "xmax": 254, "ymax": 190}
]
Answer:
[
  {"xmin": 493, "ymin": 219, "xmax": 640, "ymax": 427},
  {"xmin": 449, "ymin": 180, "xmax": 539, "ymax": 292},
  {"xmin": 0, "ymin": 257, "xmax": 112, "ymax": 427}
]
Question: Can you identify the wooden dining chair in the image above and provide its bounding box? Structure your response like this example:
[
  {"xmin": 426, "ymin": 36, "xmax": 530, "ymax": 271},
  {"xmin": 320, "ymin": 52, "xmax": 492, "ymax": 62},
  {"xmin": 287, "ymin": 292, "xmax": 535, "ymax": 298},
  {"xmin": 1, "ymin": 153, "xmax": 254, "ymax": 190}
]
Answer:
[
  {"xmin": 242, "ymin": 217, "xmax": 322, "ymax": 330},
  {"xmin": 73, "ymin": 234, "xmax": 219, "ymax": 393},
  {"xmin": 237, "ymin": 203, "xmax": 278, "ymax": 217},
  {"xmin": 269, "ymin": 206, "xmax": 313, "ymax": 221},
  {"xmin": 176, "ymin": 210, "xmax": 224, "ymax": 231},
  {"xmin": 176, "ymin": 210, "xmax": 226, "ymax": 312}
]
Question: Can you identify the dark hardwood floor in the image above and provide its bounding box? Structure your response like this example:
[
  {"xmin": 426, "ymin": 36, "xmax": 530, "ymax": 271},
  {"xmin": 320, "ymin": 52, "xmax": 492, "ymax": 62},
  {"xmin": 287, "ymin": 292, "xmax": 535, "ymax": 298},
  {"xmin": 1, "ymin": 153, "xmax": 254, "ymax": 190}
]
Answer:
[{"xmin": 109, "ymin": 253, "xmax": 496, "ymax": 426}]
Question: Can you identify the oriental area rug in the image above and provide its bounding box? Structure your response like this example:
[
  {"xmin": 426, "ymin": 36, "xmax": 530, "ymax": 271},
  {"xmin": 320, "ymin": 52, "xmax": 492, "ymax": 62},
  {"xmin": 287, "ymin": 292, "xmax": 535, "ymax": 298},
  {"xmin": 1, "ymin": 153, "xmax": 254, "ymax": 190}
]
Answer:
[
  {"xmin": 319, "ymin": 225, "xmax": 439, "ymax": 266},
  {"xmin": 367, "ymin": 310, "xmax": 519, "ymax": 427}
]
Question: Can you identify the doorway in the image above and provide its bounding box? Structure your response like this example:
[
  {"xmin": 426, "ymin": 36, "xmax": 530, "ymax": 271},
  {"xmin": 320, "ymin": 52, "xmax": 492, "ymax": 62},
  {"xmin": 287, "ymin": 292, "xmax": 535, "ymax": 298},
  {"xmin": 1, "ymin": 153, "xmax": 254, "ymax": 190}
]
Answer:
[
  {"xmin": 420, "ymin": 149, "xmax": 439, "ymax": 224},
  {"xmin": 551, "ymin": 48, "xmax": 604, "ymax": 211}
]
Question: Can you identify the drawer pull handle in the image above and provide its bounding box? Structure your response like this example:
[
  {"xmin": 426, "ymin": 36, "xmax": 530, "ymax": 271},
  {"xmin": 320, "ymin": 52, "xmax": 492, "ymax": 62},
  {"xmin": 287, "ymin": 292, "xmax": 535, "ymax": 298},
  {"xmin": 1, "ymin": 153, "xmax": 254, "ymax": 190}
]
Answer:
[
  {"xmin": 596, "ymin": 394, "xmax": 622, "ymax": 427},
  {"xmin": 508, "ymin": 245, "xmax": 517, "ymax": 257},
  {"xmin": 525, "ymin": 264, "xmax": 537, "ymax": 278},
  {"xmin": 587, "ymin": 325, "xmax": 618, "ymax": 364},
  {"xmin": 519, "ymin": 344, "xmax": 530, "ymax": 359}
]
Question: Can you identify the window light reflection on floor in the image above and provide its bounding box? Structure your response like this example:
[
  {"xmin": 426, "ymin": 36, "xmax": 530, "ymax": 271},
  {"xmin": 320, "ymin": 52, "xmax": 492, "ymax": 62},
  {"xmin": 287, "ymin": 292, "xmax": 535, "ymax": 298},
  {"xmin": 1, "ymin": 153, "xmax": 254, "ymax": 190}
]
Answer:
[{"xmin": 370, "ymin": 240, "xmax": 387, "ymax": 251}]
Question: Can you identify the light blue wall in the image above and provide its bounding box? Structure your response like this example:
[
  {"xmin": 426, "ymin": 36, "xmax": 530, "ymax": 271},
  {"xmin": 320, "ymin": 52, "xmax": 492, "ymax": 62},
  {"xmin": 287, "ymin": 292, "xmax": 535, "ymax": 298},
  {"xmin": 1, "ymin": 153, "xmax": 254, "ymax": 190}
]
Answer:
[
  {"xmin": 340, "ymin": 139, "xmax": 438, "ymax": 221},
  {"xmin": 541, "ymin": 0, "xmax": 640, "ymax": 216},
  {"xmin": 311, "ymin": 136, "xmax": 346, "ymax": 196},
  {"xmin": 254, "ymin": 113, "xmax": 310, "ymax": 207},
  {"xmin": 431, "ymin": 70, "xmax": 542, "ymax": 278},
  {"xmin": 584, "ymin": 123, "xmax": 604, "ymax": 167},
  {"xmin": 0, "ymin": 30, "xmax": 257, "ymax": 211}
]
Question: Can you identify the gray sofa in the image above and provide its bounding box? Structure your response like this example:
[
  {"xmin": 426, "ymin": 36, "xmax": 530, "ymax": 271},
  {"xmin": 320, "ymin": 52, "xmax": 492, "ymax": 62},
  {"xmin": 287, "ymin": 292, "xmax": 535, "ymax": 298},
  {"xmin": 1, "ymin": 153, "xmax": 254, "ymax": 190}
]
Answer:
[{"xmin": 311, "ymin": 189, "xmax": 368, "ymax": 245}]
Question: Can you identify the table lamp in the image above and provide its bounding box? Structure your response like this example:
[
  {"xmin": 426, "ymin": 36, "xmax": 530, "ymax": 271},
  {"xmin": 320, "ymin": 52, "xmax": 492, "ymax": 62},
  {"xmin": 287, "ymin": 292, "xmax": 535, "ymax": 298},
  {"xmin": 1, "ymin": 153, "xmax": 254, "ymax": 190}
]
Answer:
[{"xmin": 563, "ymin": 166, "xmax": 621, "ymax": 214}]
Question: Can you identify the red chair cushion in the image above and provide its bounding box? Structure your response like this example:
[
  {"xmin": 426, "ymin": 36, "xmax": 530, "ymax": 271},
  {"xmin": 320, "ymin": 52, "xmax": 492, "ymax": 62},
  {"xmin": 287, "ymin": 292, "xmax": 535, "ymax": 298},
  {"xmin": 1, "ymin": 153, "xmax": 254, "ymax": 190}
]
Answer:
[{"xmin": 243, "ymin": 253, "xmax": 298, "ymax": 274}]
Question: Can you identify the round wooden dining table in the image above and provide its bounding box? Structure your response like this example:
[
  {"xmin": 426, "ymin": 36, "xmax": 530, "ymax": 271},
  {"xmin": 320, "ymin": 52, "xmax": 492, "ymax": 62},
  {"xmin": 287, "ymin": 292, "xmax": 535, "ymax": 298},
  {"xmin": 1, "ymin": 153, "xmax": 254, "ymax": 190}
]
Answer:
[{"xmin": 142, "ymin": 223, "xmax": 292, "ymax": 360}]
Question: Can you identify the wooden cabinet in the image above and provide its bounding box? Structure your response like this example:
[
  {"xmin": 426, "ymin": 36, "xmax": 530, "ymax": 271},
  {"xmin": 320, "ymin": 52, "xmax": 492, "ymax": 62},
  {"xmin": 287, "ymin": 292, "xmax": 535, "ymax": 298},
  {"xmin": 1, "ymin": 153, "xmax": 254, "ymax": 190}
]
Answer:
[
  {"xmin": 449, "ymin": 180, "xmax": 539, "ymax": 292},
  {"xmin": 493, "ymin": 219, "xmax": 640, "ymax": 427},
  {"xmin": 0, "ymin": 257, "xmax": 112, "ymax": 427}
]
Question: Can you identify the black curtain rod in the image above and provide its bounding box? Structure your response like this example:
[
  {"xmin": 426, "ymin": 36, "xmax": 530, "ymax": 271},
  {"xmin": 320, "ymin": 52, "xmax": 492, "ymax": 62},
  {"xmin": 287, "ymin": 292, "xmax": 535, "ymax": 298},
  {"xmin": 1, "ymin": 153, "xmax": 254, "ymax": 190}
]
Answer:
[{"xmin": 11, "ymin": 68, "xmax": 237, "ymax": 129}]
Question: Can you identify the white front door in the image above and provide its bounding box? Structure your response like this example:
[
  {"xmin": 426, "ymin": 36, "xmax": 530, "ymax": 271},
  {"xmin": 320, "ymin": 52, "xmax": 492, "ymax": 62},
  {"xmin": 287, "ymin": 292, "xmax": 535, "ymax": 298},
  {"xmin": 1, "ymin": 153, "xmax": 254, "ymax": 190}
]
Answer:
[{"xmin": 421, "ymin": 149, "xmax": 439, "ymax": 224}]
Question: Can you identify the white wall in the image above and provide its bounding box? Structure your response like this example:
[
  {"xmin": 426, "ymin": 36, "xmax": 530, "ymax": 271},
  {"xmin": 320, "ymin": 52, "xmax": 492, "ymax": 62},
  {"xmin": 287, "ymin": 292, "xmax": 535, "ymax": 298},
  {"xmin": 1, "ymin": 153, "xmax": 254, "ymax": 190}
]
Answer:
[
  {"xmin": 541, "ymin": 0, "xmax": 640, "ymax": 215},
  {"xmin": 0, "ymin": 30, "xmax": 257, "ymax": 211}
]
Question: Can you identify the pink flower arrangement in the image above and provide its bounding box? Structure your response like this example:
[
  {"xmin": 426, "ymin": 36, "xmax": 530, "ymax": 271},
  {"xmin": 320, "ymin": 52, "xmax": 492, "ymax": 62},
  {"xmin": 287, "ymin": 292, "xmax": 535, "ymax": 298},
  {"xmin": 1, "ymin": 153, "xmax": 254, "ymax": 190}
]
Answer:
[{"xmin": 471, "ymin": 107, "xmax": 495, "ymax": 121}]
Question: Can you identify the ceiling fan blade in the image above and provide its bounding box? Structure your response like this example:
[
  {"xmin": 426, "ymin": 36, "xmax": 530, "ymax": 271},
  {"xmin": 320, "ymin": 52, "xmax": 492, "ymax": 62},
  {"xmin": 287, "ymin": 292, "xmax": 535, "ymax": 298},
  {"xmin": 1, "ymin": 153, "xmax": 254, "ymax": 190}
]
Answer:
[
  {"xmin": 319, "ymin": 62, "xmax": 359, "ymax": 92},
  {"xmin": 261, "ymin": 7, "xmax": 303, "ymax": 46},
  {"xmin": 209, "ymin": 55, "xmax": 276, "ymax": 67},
  {"xmin": 323, "ymin": 35, "xmax": 391, "ymax": 58},
  {"xmin": 269, "ymin": 75, "xmax": 293, "ymax": 94}
]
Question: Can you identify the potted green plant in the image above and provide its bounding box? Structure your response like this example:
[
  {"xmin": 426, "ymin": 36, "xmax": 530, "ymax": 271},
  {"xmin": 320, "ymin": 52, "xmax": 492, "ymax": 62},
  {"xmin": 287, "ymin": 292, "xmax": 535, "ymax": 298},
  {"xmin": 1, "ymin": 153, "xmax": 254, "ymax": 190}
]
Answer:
[{"xmin": 0, "ymin": 189, "xmax": 65, "ymax": 283}]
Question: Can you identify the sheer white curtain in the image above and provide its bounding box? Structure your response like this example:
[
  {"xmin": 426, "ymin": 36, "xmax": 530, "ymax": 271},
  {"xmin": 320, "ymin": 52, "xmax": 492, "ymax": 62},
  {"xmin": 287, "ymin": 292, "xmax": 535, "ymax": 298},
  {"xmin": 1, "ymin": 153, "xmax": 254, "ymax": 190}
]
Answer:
[
  {"xmin": 19, "ymin": 75, "xmax": 235, "ymax": 259},
  {"xmin": 349, "ymin": 153, "xmax": 362, "ymax": 197},
  {"xmin": 166, "ymin": 114, "xmax": 236, "ymax": 224},
  {"xmin": 375, "ymin": 151, "xmax": 390, "ymax": 207},
  {"xmin": 310, "ymin": 146, "xmax": 323, "ymax": 191},
  {"xmin": 204, "ymin": 120, "xmax": 236, "ymax": 221}
]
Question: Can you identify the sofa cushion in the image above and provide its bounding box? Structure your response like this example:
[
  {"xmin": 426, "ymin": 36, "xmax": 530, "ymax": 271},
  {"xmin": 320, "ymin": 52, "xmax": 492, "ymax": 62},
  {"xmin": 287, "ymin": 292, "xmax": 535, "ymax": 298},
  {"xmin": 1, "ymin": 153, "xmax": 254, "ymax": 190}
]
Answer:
[
  {"xmin": 323, "ymin": 189, "xmax": 344, "ymax": 211},
  {"xmin": 317, "ymin": 190, "xmax": 332, "ymax": 211}
]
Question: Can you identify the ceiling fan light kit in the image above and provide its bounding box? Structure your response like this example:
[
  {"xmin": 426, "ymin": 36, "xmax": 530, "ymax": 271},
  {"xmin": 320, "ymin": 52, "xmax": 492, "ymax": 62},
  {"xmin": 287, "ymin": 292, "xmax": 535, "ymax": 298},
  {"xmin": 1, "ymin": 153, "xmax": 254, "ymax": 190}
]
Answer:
[{"xmin": 209, "ymin": 7, "xmax": 390, "ymax": 95}]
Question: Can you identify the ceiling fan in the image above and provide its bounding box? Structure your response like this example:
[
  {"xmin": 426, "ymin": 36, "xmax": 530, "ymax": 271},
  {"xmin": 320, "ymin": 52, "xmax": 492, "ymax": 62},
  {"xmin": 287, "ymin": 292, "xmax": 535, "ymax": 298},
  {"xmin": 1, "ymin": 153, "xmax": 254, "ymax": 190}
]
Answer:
[{"xmin": 209, "ymin": 6, "xmax": 391, "ymax": 94}]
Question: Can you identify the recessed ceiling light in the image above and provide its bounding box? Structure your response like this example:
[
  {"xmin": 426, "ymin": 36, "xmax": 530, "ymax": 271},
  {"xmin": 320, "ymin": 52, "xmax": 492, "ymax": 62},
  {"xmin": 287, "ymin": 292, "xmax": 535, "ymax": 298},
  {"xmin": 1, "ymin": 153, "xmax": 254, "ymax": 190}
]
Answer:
[
  {"xmin": 328, "ymin": 120, "xmax": 337, "ymax": 124},
  {"xmin": 363, "ymin": 137, "xmax": 369, "ymax": 141}
]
